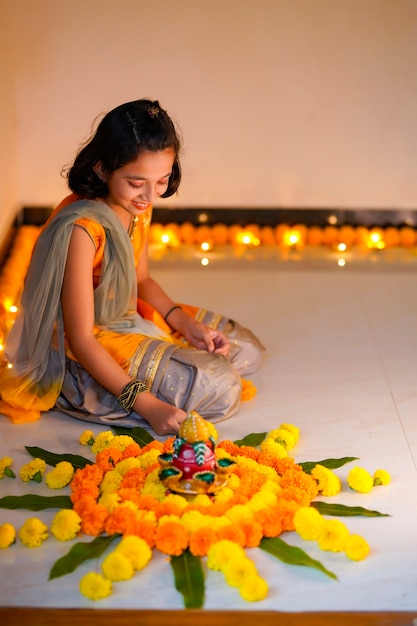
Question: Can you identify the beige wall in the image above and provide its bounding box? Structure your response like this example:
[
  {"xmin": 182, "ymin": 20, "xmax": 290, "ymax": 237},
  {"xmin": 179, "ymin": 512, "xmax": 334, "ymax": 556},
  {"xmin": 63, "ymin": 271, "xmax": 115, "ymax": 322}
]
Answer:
[{"xmin": 1, "ymin": 0, "xmax": 417, "ymax": 243}]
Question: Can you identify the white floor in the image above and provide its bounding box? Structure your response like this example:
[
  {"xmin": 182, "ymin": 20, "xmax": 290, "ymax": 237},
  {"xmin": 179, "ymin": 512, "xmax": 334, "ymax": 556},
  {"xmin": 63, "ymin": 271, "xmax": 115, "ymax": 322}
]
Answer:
[{"xmin": 1, "ymin": 245, "xmax": 417, "ymax": 613}]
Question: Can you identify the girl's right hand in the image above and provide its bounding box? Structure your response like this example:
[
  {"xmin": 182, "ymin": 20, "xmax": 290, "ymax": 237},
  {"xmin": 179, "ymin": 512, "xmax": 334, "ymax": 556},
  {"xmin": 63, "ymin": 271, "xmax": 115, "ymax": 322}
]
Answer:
[{"xmin": 134, "ymin": 391, "xmax": 187, "ymax": 435}]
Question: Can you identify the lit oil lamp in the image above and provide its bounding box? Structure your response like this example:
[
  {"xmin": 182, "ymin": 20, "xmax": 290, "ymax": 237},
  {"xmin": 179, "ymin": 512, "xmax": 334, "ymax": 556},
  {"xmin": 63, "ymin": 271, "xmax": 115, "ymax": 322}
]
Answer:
[
  {"xmin": 234, "ymin": 229, "xmax": 261, "ymax": 247},
  {"xmin": 366, "ymin": 229, "xmax": 386, "ymax": 250},
  {"xmin": 283, "ymin": 229, "xmax": 304, "ymax": 249}
]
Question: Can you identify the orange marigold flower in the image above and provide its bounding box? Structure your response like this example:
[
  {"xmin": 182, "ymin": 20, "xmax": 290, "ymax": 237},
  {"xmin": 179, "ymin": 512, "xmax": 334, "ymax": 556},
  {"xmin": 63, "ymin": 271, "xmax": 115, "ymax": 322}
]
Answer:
[
  {"xmin": 117, "ymin": 488, "xmax": 141, "ymax": 507},
  {"xmin": 119, "ymin": 468, "xmax": 146, "ymax": 490},
  {"xmin": 217, "ymin": 440, "xmax": 241, "ymax": 456},
  {"xmin": 71, "ymin": 465, "xmax": 103, "ymax": 490},
  {"xmin": 121, "ymin": 443, "xmax": 142, "ymax": 459},
  {"xmin": 258, "ymin": 455, "xmax": 299, "ymax": 476},
  {"xmin": 71, "ymin": 493, "xmax": 99, "ymax": 512},
  {"xmin": 136, "ymin": 495, "xmax": 162, "ymax": 516},
  {"xmin": 273, "ymin": 500, "xmax": 300, "ymax": 531},
  {"xmin": 158, "ymin": 501, "xmax": 185, "ymax": 517},
  {"xmin": 239, "ymin": 521, "xmax": 263, "ymax": 548},
  {"xmin": 95, "ymin": 448, "xmax": 124, "ymax": 471},
  {"xmin": 256, "ymin": 508, "xmax": 283, "ymax": 538},
  {"xmin": 280, "ymin": 486, "xmax": 311, "ymax": 508},
  {"xmin": 79, "ymin": 502, "xmax": 109, "ymax": 536},
  {"xmin": 216, "ymin": 523, "xmax": 246, "ymax": 547},
  {"xmin": 70, "ymin": 483, "xmax": 100, "ymax": 503},
  {"xmin": 237, "ymin": 445, "xmax": 260, "ymax": 461},
  {"xmin": 189, "ymin": 527, "xmax": 219, "ymax": 557},
  {"xmin": 163, "ymin": 437, "xmax": 176, "ymax": 453},
  {"xmin": 140, "ymin": 441, "xmax": 164, "ymax": 454},
  {"xmin": 240, "ymin": 378, "xmax": 257, "ymax": 402},
  {"xmin": 124, "ymin": 519, "xmax": 156, "ymax": 548},
  {"xmin": 235, "ymin": 468, "xmax": 267, "ymax": 499},
  {"xmin": 280, "ymin": 469, "xmax": 319, "ymax": 502},
  {"xmin": 155, "ymin": 520, "xmax": 188, "ymax": 556},
  {"xmin": 105, "ymin": 506, "xmax": 137, "ymax": 536}
]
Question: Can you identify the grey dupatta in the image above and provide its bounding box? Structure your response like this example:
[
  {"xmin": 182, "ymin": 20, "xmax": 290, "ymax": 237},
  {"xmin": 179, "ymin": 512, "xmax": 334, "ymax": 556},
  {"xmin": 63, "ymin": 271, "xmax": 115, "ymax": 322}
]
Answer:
[{"xmin": 4, "ymin": 200, "xmax": 165, "ymax": 408}]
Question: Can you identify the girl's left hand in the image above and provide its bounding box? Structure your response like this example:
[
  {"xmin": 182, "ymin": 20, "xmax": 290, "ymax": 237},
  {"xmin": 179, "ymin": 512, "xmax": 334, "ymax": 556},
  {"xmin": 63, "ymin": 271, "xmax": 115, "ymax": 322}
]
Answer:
[{"xmin": 185, "ymin": 322, "xmax": 230, "ymax": 356}]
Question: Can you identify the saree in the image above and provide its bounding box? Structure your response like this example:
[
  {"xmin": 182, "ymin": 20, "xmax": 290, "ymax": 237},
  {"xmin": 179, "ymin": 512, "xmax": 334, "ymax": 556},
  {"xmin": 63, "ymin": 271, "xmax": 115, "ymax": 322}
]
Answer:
[{"xmin": 0, "ymin": 200, "xmax": 245, "ymax": 425}]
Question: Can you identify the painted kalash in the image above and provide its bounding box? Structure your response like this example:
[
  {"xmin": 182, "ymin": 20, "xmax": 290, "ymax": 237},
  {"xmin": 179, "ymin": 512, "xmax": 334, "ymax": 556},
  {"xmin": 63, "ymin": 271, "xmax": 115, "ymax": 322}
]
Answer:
[{"xmin": 158, "ymin": 411, "xmax": 236, "ymax": 495}]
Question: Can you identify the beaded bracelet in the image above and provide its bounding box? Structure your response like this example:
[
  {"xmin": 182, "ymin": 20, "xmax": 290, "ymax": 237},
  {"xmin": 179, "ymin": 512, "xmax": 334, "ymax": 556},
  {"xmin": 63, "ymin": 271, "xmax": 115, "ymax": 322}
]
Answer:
[
  {"xmin": 118, "ymin": 380, "xmax": 148, "ymax": 412},
  {"xmin": 164, "ymin": 304, "xmax": 182, "ymax": 323}
]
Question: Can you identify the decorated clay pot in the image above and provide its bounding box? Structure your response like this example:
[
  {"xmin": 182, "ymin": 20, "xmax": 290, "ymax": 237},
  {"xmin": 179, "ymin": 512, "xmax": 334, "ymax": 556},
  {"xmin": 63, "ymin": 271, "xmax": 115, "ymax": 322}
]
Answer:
[{"xmin": 172, "ymin": 443, "xmax": 215, "ymax": 477}]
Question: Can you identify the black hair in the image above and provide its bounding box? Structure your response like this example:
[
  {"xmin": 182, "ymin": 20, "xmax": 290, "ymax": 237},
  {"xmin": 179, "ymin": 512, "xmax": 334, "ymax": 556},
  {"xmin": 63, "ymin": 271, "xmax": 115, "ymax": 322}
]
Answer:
[{"xmin": 66, "ymin": 99, "xmax": 181, "ymax": 199}]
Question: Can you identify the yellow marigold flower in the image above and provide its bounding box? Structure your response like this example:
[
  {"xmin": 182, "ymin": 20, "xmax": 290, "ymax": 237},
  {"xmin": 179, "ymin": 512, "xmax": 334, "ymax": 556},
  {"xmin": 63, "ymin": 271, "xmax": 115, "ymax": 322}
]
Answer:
[
  {"xmin": 79, "ymin": 572, "xmax": 112, "ymax": 600},
  {"xmin": 345, "ymin": 534, "xmax": 370, "ymax": 561},
  {"xmin": 19, "ymin": 459, "xmax": 47, "ymax": 483},
  {"xmin": 239, "ymin": 575, "xmax": 269, "ymax": 601},
  {"xmin": 225, "ymin": 504, "xmax": 253, "ymax": 524},
  {"xmin": 190, "ymin": 494, "xmax": 211, "ymax": 508},
  {"xmin": 91, "ymin": 431, "xmax": 114, "ymax": 454},
  {"xmin": 163, "ymin": 493, "xmax": 188, "ymax": 510},
  {"xmin": 214, "ymin": 487, "xmax": 235, "ymax": 504},
  {"xmin": 116, "ymin": 535, "xmax": 152, "ymax": 570},
  {"xmin": 79, "ymin": 430, "xmax": 95, "ymax": 446},
  {"xmin": 294, "ymin": 506, "xmax": 324, "ymax": 540},
  {"xmin": 311, "ymin": 465, "xmax": 341, "ymax": 496},
  {"xmin": 19, "ymin": 517, "xmax": 48, "ymax": 548},
  {"xmin": 206, "ymin": 540, "xmax": 246, "ymax": 571},
  {"xmin": 318, "ymin": 519, "xmax": 349, "ymax": 552},
  {"xmin": 215, "ymin": 447, "xmax": 232, "ymax": 461},
  {"xmin": 107, "ymin": 435, "xmax": 136, "ymax": 451},
  {"xmin": 227, "ymin": 473, "xmax": 241, "ymax": 490},
  {"xmin": 114, "ymin": 457, "xmax": 141, "ymax": 476},
  {"xmin": 247, "ymin": 490, "xmax": 278, "ymax": 512},
  {"xmin": 267, "ymin": 428, "xmax": 296, "ymax": 450},
  {"xmin": 0, "ymin": 522, "xmax": 16, "ymax": 548},
  {"xmin": 100, "ymin": 470, "xmax": 122, "ymax": 495},
  {"xmin": 260, "ymin": 479, "xmax": 282, "ymax": 495},
  {"xmin": 51, "ymin": 509, "xmax": 81, "ymax": 541},
  {"xmin": 373, "ymin": 469, "xmax": 391, "ymax": 486},
  {"xmin": 0, "ymin": 456, "xmax": 15, "ymax": 479},
  {"xmin": 119, "ymin": 501, "xmax": 138, "ymax": 514},
  {"xmin": 347, "ymin": 467, "xmax": 374, "ymax": 494},
  {"xmin": 259, "ymin": 438, "xmax": 288, "ymax": 459},
  {"xmin": 141, "ymin": 473, "xmax": 165, "ymax": 500},
  {"xmin": 233, "ymin": 456, "xmax": 259, "ymax": 472},
  {"xmin": 279, "ymin": 423, "xmax": 300, "ymax": 443},
  {"xmin": 102, "ymin": 551, "xmax": 134, "ymax": 581},
  {"xmin": 210, "ymin": 516, "xmax": 231, "ymax": 531},
  {"xmin": 223, "ymin": 556, "xmax": 258, "ymax": 587},
  {"xmin": 45, "ymin": 461, "xmax": 75, "ymax": 489},
  {"xmin": 137, "ymin": 449, "xmax": 161, "ymax": 468},
  {"xmin": 98, "ymin": 492, "xmax": 121, "ymax": 512}
]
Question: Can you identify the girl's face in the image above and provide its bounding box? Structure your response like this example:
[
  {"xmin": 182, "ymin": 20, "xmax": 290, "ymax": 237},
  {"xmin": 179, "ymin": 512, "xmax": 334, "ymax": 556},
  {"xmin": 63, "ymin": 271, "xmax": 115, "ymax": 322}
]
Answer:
[{"xmin": 103, "ymin": 148, "xmax": 175, "ymax": 218}]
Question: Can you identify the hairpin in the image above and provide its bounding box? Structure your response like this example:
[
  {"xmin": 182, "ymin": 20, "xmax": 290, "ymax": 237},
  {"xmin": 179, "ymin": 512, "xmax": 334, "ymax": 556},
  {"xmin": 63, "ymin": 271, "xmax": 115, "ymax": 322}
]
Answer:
[{"xmin": 147, "ymin": 105, "xmax": 159, "ymax": 118}]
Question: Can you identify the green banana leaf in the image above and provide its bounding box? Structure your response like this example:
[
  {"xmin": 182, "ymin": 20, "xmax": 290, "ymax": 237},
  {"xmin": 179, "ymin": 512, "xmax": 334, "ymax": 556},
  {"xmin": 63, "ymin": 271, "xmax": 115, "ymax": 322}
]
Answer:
[
  {"xmin": 300, "ymin": 457, "xmax": 359, "ymax": 474},
  {"xmin": 25, "ymin": 446, "xmax": 92, "ymax": 469},
  {"xmin": 111, "ymin": 425, "xmax": 155, "ymax": 446},
  {"xmin": 49, "ymin": 534, "xmax": 120, "ymax": 580},
  {"xmin": 233, "ymin": 432, "xmax": 267, "ymax": 447},
  {"xmin": 0, "ymin": 494, "xmax": 72, "ymax": 511},
  {"xmin": 170, "ymin": 549, "xmax": 205, "ymax": 609},
  {"xmin": 312, "ymin": 501, "xmax": 389, "ymax": 517},
  {"xmin": 260, "ymin": 536, "xmax": 337, "ymax": 580}
]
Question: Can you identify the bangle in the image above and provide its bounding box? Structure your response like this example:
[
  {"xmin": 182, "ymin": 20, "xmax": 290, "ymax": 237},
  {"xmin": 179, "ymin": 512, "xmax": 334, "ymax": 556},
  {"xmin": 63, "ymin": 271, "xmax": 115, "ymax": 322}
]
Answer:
[
  {"xmin": 163, "ymin": 305, "xmax": 182, "ymax": 323},
  {"xmin": 118, "ymin": 380, "xmax": 148, "ymax": 412}
]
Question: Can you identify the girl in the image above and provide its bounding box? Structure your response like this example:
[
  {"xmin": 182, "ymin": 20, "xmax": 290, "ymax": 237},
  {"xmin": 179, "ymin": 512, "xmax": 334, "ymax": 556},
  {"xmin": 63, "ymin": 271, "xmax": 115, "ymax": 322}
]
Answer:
[{"xmin": 0, "ymin": 99, "xmax": 264, "ymax": 435}]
